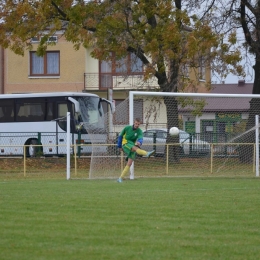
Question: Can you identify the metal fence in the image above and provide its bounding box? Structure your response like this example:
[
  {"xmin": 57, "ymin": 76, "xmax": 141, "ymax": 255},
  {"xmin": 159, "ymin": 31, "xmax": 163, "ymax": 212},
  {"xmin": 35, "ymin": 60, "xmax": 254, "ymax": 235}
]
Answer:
[
  {"xmin": 0, "ymin": 131, "xmax": 257, "ymax": 179},
  {"xmin": 0, "ymin": 142, "xmax": 256, "ymax": 180},
  {"xmin": 0, "ymin": 131, "xmax": 253, "ymax": 157}
]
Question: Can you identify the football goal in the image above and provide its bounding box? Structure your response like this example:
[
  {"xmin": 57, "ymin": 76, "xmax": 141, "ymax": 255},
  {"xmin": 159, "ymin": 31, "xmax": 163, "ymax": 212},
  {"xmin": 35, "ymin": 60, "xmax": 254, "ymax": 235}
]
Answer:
[{"xmin": 70, "ymin": 91, "xmax": 260, "ymax": 180}]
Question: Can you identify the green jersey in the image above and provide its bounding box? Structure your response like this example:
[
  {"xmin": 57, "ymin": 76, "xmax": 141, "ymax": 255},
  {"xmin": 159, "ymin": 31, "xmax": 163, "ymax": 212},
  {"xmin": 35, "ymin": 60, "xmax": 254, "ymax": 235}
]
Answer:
[{"xmin": 119, "ymin": 125, "xmax": 143, "ymax": 147}]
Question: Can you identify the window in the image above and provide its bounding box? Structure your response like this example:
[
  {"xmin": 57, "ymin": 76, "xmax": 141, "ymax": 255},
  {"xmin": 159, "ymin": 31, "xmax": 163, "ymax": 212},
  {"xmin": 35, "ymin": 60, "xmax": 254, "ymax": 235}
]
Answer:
[
  {"xmin": 143, "ymin": 131, "xmax": 155, "ymax": 138},
  {"xmin": 0, "ymin": 100, "xmax": 14, "ymax": 122},
  {"xmin": 46, "ymin": 102, "xmax": 54, "ymax": 121},
  {"xmin": 130, "ymin": 53, "xmax": 143, "ymax": 73},
  {"xmin": 199, "ymin": 57, "xmax": 205, "ymax": 80},
  {"xmin": 115, "ymin": 57, "xmax": 128, "ymax": 73},
  {"xmin": 30, "ymin": 51, "xmax": 60, "ymax": 76},
  {"xmin": 181, "ymin": 64, "xmax": 189, "ymax": 78},
  {"xmin": 45, "ymin": 36, "xmax": 58, "ymax": 43},
  {"xmin": 99, "ymin": 53, "xmax": 143, "ymax": 89},
  {"xmin": 157, "ymin": 131, "xmax": 167, "ymax": 139},
  {"xmin": 31, "ymin": 36, "xmax": 58, "ymax": 43},
  {"xmin": 16, "ymin": 101, "xmax": 44, "ymax": 122},
  {"xmin": 31, "ymin": 37, "xmax": 40, "ymax": 43},
  {"xmin": 57, "ymin": 103, "xmax": 69, "ymax": 131},
  {"xmin": 100, "ymin": 59, "xmax": 112, "ymax": 89},
  {"xmin": 109, "ymin": 53, "xmax": 143, "ymax": 74},
  {"xmin": 113, "ymin": 99, "xmax": 143, "ymax": 124}
]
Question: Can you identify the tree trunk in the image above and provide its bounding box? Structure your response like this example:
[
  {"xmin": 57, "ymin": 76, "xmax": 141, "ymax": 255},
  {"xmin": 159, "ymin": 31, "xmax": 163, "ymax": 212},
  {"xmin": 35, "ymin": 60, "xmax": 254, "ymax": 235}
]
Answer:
[
  {"xmin": 239, "ymin": 58, "xmax": 260, "ymax": 163},
  {"xmin": 164, "ymin": 96, "xmax": 180, "ymax": 163}
]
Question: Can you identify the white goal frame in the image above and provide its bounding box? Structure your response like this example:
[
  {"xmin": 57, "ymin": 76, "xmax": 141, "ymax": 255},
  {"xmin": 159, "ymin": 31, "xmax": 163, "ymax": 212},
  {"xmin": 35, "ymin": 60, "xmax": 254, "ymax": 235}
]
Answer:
[{"xmin": 129, "ymin": 91, "xmax": 260, "ymax": 179}]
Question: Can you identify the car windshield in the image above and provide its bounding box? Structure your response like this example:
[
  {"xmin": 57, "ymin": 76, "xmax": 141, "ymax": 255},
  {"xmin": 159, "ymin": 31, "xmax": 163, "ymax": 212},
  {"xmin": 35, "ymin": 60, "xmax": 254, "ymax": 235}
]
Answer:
[
  {"xmin": 144, "ymin": 129, "xmax": 193, "ymax": 140},
  {"xmin": 144, "ymin": 131, "xmax": 158, "ymax": 138},
  {"xmin": 179, "ymin": 130, "xmax": 190, "ymax": 140}
]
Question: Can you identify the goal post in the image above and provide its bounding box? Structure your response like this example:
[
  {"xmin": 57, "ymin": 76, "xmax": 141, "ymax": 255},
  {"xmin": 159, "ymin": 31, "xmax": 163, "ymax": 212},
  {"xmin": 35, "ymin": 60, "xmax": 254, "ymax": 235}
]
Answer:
[
  {"xmin": 128, "ymin": 91, "xmax": 260, "ymax": 179},
  {"xmin": 129, "ymin": 93, "xmax": 135, "ymax": 179},
  {"xmin": 66, "ymin": 112, "xmax": 71, "ymax": 180}
]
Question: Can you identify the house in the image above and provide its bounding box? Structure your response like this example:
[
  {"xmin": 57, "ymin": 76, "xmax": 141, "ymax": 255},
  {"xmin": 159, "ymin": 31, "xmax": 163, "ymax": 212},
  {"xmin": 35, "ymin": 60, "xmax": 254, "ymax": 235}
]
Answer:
[
  {"xmin": 181, "ymin": 80, "xmax": 254, "ymax": 142},
  {"xmin": 84, "ymin": 48, "xmax": 211, "ymax": 95},
  {"xmin": 1, "ymin": 33, "xmax": 85, "ymax": 94},
  {"xmin": 0, "ymin": 46, "xmax": 4, "ymax": 93}
]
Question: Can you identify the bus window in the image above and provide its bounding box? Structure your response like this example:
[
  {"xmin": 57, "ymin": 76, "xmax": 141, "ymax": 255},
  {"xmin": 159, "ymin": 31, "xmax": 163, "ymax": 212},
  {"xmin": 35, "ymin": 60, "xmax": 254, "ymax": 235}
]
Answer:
[
  {"xmin": 16, "ymin": 100, "xmax": 44, "ymax": 122},
  {"xmin": 16, "ymin": 103, "xmax": 28, "ymax": 121},
  {"xmin": 57, "ymin": 103, "xmax": 68, "ymax": 131},
  {"xmin": 58, "ymin": 103, "xmax": 68, "ymax": 118},
  {"xmin": 71, "ymin": 103, "xmax": 75, "ymax": 119},
  {"xmin": 88, "ymin": 110, "xmax": 99, "ymax": 124},
  {"xmin": 29, "ymin": 103, "xmax": 44, "ymax": 121},
  {"xmin": 46, "ymin": 102, "xmax": 54, "ymax": 121},
  {"xmin": 0, "ymin": 100, "xmax": 14, "ymax": 122}
]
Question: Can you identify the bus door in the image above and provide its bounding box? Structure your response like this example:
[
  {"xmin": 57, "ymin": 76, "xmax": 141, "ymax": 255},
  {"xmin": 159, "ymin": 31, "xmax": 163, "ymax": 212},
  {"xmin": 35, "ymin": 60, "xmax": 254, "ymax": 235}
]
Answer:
[{"xmin": 55, "ymin": 102, "xmax": 74, "ymax": 155}]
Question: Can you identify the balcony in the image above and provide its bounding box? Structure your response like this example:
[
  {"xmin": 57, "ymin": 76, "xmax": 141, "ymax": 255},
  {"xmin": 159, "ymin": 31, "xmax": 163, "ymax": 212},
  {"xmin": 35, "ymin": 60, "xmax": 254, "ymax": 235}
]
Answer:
[{"xmin": 84, "ymin": 73, "xmax": 159, "ymax": 91}]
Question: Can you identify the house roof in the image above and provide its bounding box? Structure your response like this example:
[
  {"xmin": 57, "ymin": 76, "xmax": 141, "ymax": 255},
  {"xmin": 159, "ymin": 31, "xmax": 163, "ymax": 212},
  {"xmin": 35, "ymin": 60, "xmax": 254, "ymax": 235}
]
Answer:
[
  {"xmin": 203, "ymin": 81, "xmax": 253, "ymax": 112},
  {"xmin": 179, "ymin": 81, "xmax": 253, "ymax": 112},
  {"xmin": 211, "ymin": 81, "xmax": 253, "ymax": 94}
]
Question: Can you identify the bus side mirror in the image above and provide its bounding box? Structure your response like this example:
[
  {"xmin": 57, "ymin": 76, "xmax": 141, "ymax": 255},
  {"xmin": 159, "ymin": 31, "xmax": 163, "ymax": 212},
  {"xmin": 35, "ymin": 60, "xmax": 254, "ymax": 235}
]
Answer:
[
  {"xmin": 68, "ymin": 97, "xmax": 80, "ymax": 113},
  {"xmin": 101, "ymin": 98, "xmax": 115, "ymax": 114},
  {"xmin": 110, "ymin": 101, "xmax": 115, "ymax": 114}
]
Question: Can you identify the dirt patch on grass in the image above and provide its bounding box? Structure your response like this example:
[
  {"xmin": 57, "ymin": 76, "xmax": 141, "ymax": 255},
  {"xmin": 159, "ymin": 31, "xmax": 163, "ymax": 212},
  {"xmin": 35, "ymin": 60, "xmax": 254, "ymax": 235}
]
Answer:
[{"xmin": 0, "ymin": 157, "xmax": 91, "ymax": 171}]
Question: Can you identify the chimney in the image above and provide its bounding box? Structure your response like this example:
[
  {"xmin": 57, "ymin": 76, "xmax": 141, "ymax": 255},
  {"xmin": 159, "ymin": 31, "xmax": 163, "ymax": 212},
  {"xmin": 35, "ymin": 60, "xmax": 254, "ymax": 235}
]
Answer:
[{"xmin": 238, "ymin": 79, "xmax": 245, "ymax": 86}]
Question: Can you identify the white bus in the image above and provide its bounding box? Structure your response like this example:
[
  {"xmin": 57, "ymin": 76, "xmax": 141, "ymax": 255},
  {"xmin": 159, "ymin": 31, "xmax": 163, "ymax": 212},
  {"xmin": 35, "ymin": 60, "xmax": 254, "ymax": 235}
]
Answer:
[{"xmin": 0, "ymin": 92, "xmax": 113, "ymax": 157}]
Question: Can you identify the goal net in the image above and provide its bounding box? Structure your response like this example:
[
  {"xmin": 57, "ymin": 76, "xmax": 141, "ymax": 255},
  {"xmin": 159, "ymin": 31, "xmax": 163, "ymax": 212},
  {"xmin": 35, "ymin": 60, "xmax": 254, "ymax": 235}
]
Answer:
[{"xmin": 76, "ymin": 91, "xmax": 260, "ymax": 179}]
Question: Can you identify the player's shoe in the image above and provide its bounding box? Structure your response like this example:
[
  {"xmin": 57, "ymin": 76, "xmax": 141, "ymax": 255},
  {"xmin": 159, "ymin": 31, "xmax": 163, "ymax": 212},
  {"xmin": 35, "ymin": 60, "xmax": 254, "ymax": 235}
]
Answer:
[
  {"xmin": 144, "ymin": 150, "xmax": 155, "ymax": 157},
  {"xmin": 117, "ymin": 178, "xmax": 123, "ymax": 183}
]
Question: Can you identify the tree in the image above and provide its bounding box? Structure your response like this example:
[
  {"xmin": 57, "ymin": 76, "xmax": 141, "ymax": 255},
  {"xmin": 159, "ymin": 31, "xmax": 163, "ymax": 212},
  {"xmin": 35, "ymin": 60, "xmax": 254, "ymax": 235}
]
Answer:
[
  {"xmin": 236, "ymin": 0, "xmax": 260, "ymax": 162},
  {"xmin": 0, "ymin": 0, "xmax": 243, "ymax": 162},
  {"xmin": 205, "ymin": 0, "xmax": 260, "ymax": 162}
]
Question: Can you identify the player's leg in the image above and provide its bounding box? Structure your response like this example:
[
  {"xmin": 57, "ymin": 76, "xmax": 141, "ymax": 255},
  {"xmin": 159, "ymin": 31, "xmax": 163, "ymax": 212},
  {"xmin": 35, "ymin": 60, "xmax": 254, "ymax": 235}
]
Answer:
[
  {"xmin": 131, "ymin": 145, "xmax": 155, "ymax": 157},
  {"xmin": 117, "ymin": 146, "xmax": 135, "ymax": 182},
  {"xmin": 118, "ymin": 158, "xmax": 133, "ymax": 181}
]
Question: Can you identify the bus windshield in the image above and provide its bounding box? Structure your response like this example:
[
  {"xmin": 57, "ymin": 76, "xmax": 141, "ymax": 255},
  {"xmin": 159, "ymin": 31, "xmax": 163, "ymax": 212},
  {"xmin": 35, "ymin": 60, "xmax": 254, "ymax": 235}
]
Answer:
[
  {"xmin": 78, "ymin": 96, "xmax": 104, "ymax": 127},
  {"xmin": 56, "ymin": 96, "xmax": 106, "ymax": 133}
]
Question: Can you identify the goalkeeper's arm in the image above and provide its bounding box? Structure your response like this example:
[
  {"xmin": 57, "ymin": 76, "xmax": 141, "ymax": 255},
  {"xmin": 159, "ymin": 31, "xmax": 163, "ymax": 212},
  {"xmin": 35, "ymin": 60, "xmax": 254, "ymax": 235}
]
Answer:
[
  {"xmin": 117, "ymin": 135, "xmax": 123, "ymax": 148},
  {"xmin": 135, "ymin": 138, "xmax": 143, "ymax": 148}
]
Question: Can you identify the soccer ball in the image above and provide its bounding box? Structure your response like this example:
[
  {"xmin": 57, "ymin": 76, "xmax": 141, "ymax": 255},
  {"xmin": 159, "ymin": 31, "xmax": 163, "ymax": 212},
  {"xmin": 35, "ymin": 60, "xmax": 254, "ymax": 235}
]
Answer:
[{"xmin": 169, "ymin": 127, "xmax": 179, "ymax": 136}]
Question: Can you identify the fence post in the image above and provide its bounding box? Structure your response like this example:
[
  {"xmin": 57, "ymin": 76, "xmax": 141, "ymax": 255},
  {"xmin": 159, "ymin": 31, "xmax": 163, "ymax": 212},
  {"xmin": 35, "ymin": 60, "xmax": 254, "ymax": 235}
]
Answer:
[
  {"xmin": 37, "ymin": 132, "xmax": 41, "ymax": 155},
  {"xmin": 74, "ymin": 144, "xmax": 77, "ymax": 177},
  {"xmin": 77, "ymin": 131, "xmax": 81, "ymax": 158},
  {"xmin": 23, "ymin": 145, "xmax": 26, "ymax": 177},
  {"xmin": 166, "ymin": 144, "xmax": 169, "ymax": 175},
  {"xmin": 210, "ymin": 144, "xmax": 213, "ymax": 174},
  {"xmin": 255, "ymin": 115, "xmax": 259, "ymax": 177},
  {"xmin": 153, "ymin": 132, "xmax": 156, "ymax": 153},
  {"xmin": 189, "ymin": 134, "xmax": 192, "ymax": 154}
]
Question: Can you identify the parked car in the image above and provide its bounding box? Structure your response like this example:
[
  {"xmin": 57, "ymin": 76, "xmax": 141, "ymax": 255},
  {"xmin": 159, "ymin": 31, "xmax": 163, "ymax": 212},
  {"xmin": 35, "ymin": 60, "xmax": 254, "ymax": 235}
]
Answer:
[{"xmin": 142, "ymin": 128, "xmax": 210, "ymax": 156}]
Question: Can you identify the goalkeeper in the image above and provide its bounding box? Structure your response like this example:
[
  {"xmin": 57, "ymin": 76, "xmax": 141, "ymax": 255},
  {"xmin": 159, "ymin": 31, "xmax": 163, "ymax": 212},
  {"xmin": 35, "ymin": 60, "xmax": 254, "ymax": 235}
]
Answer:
[{"xmin": 117, "ymin": 118, "xmax": 155, "ymax": 183}]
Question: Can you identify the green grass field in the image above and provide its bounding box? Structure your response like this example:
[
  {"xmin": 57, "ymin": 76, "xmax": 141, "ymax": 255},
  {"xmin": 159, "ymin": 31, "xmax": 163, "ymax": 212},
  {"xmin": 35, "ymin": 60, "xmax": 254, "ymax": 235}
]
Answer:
[{"xmin": 1, "ymin": 177, "xmax": 260, "ymax": 260}]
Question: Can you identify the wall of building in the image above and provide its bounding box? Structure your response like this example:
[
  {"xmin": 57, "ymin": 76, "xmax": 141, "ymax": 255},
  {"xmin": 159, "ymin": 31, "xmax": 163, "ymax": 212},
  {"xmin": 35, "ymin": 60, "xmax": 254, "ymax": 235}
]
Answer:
[
  {"xmin": 0, "ymin": 47, "xmax": 4, "ymax": 94},
  {"xmin": 4, "ymin": 36, "xmax": 85, "ymax": 94}
]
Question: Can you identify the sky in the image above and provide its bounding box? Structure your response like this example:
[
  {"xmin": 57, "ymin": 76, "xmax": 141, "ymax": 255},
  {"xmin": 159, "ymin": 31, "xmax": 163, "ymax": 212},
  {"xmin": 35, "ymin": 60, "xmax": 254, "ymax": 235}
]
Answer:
[
  {"xmin": 223, "ymin": 67, "xmax": 254, "ymax": 84},
  {"xmin": 221, "ymin": 48, "xmax": 254, "ymax": 84},
  {"xmin": 212, "ymin": 29, "xmax": 255, "ymax": 84}
]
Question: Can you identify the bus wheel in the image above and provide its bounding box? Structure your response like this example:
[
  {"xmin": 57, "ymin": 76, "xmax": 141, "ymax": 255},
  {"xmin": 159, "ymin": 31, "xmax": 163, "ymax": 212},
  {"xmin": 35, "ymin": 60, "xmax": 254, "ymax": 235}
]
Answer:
[{"xmin": 25, "ymin": 139, "xmax": 43, "ymax": 157}]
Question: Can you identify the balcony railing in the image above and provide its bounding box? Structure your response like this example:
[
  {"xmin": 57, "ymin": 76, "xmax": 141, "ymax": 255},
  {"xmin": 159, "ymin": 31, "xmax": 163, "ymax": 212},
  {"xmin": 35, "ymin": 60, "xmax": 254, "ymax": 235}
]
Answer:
[{"xmin": 84, "ymin": 73, "xmax": 159, "ymax": 91}]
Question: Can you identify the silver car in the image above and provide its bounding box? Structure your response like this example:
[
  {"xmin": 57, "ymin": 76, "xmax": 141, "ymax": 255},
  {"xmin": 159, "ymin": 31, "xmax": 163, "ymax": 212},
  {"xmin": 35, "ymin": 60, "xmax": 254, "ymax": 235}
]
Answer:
[{"xmin": 142, "ymin": 128, "xmax": 210, "ymax": 156}]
